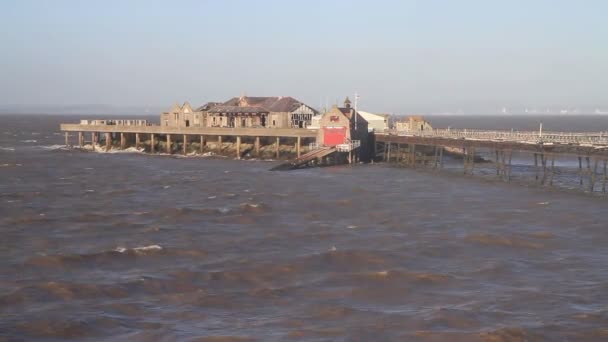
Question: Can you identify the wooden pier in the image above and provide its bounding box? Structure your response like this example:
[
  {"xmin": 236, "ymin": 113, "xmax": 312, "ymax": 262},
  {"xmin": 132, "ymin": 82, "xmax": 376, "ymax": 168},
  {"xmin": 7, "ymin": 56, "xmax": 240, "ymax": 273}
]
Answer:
[
  {"xmin": 375, "ymin": 129, "xmax": 608, "ymax": 193},
  {"xmin": 60, "ymin": 124, "xmax": 317, "ymax": 159}
]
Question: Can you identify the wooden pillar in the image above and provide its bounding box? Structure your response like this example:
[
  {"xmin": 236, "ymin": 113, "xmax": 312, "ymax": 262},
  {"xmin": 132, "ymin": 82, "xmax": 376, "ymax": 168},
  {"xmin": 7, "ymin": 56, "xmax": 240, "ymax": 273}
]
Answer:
[
  {"xmin": 200, "ymin": 135, "xmax": 205, "ymax": 153},
  {"xmin": 236, "ymin": 136, "xmax": 241, "ymax": 159},
  {"xmin": 64, "ymin": 132, "xmax": 69, "ymax": 147},
  {"xmin": 255, "ymin": 136, "xmax": 260, "ymax": 157},
  {"xmin": 590, "ymin": 158, "xmax": 598, "ymax": 192},
  {"xmin": 217, "ymin": 136, "xmax": 222, "ymax": 151},
  {"xmin": 578, "ymin": 156, "xmax": 584, "ymax": 187},
  {"xmin": 150, "ymin": 134, "xmax": 155, "ymax": 153},
  {"xmin": 383, "ymin": 142, "xmax": 387, "ymax": 161},
  {"xmin": 433, "ymin": 146, "xmax": 439, "ymax": 169},
  {"xmin": 411, "ymin": 144, "xmax": 416, "ymax": 168},
  {"xmin": 534, "ymin": 153, "xmax": 539, "ymax": 181},
  {"xmin": 540, "ymin": 153, "xmax": 547, "ymax": 185},
  {"xmin": 495, "ymin": 150, "xmax": 500, "ymax": 176},
  {"xmin": 120, "ymin": 132, "xmax": 125, "ymax": 150},
  {"xmin": 507, "ymin": 151, "xmax": 513, "ymax": 182},
  {"xmin": 602, "ymin": 160, "xmax": 607, "ymax": 193},
  {"xmin": 105, "ymin": 132, "xmax": 111, "ymax": 151},
  {"xmin": 386, "ymin": 142, "xmax": 391, "ymax": 162},
  {"xmin": 78, "ymin": 132, "xmax": 83, "ymax": 147},
  {"xmin": 183, "ymin": 134, "xmax": 187, "ymax": 155},
  {"xmin": 296, "ymin": 136, "xmax": 301, "ymax": 158},
  {"xmin": 166, "ymin": 134, "xmax": 171, "ymax": 154},
  {"xmin": 135, "ymin": 133, "xmax": 140, "ymax": 149},
  {"xmin": 549, "ymin": 155, "xmax": 555, "ymax": 186},
  {"xmin": 91, "ymin": 132, "xmax": 96, "ymax": 146},
  {"xmin": 439, "ymin": 147, "xmax": 444, "ymax": 170},
  {"xmin": 275, "ymin": 137, "xmax": 280, "ymax": 159}
]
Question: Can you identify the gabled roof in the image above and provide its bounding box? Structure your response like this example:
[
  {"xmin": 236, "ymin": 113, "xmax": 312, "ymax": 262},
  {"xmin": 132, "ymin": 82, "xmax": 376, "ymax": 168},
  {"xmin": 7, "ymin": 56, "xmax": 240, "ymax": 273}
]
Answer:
[
  {"xmin": 208, "ymin": 105, "xmax": 269, "ymax": 114},
  {"xmin": 222, "ymin": 96, "xmax": 312, "ymax": 113},
  {"xmin": 196, "ymin": 102, "xmax": 221, "ymax": 112}
]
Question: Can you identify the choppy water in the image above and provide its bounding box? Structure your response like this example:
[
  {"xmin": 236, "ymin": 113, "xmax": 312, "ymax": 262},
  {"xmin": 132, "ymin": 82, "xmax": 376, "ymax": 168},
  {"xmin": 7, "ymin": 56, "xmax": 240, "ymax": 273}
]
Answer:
[{"xmin": 1, "ymin": 114, "xmax": 608, "ymax": 341}]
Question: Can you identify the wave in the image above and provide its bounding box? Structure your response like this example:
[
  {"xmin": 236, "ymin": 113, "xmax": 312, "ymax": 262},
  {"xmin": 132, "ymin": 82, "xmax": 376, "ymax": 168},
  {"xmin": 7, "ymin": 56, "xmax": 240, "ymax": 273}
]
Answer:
[
  {"xmin": 0, "ymin": 147, "xmax": 15, "ymax": 151},
  {"xmin": 20, "ymin": 139, "xmax": 37, "ymax": 143},
  {"xmin": 36, "ymin": 144, "xmax": 69, "ymax": 151}
]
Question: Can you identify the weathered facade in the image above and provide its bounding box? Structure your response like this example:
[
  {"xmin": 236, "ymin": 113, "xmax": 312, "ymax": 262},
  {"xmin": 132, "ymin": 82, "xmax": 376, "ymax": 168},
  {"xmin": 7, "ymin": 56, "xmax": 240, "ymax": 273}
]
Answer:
[
  {"xmin": 205, "ymin": 96, "xmax": 317, "ymax": 129},
  {"xmin": 395, "ymin": 116, "xmax": 433, "ymax": 132},
  {"xmin": 160, "ymin": 102, "xmax": 204, "ymax": 128}
]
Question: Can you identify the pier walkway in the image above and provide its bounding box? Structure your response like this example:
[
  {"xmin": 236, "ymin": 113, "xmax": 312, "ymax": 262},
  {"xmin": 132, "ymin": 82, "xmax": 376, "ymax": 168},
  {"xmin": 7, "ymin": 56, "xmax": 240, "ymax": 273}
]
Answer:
[{"xmin": 375, "ymin": 129, "xmax": 608, "ymax": 193}]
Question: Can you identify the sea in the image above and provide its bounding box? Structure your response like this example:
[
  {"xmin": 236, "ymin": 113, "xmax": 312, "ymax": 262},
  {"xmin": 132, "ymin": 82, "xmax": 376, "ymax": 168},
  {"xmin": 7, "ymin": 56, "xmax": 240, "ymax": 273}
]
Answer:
[{"xmin": 1, "ymin": 114, "xmax": 607, "ymax": 341}]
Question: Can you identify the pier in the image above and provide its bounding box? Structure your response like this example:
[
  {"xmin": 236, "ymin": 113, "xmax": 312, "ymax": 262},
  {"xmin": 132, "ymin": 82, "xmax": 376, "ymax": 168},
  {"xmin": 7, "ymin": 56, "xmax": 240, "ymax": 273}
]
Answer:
[
  {"xmin": 60, "ymin": 124, "xmax": 317, "ymax": 159},
  {"xmin": 375, "ymin": 129, "xmax": 608, "ymax": 193}
]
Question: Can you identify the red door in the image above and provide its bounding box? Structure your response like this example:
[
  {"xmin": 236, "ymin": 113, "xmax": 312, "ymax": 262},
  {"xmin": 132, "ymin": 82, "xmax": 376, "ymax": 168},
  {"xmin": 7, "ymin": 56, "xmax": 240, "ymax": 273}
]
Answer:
[{"xmin": 323, "ymin": 127, "xmax": 346, "ymax": 146}]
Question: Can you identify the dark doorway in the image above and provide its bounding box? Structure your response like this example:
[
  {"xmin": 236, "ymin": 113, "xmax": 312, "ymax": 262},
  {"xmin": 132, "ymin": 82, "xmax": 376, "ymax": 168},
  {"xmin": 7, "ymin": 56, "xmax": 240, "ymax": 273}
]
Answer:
[
  {"xmin": 229, "ymin": 117, "xmax": 235, "ymax": 128},
  {"xmin": 261, "ymin": 115, "xmax": 266, "ymax": 127},
  {"xmin": 185, "ymin": 120, "xmax": 190, "ymax": 127}
]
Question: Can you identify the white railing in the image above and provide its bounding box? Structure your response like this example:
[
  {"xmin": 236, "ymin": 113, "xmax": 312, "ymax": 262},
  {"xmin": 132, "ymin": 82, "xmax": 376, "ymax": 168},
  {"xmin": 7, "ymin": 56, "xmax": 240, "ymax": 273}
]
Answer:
[
  {"xmin": 336, "ymin": 140, "xmax": 361, "ymax": 152},
  {"xmin": 309, "ymin": 142, "xmax": 319, "ymax": 150},
  {"xmin": 386, "ymin": 129, "xmax": 608, "ymax": 146}
]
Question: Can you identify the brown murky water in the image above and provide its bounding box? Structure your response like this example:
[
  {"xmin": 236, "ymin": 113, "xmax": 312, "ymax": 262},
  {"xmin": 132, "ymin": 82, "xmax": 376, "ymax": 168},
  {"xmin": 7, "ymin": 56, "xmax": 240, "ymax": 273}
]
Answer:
[{"xmin": 1, "ymin": 115, "xmax": 608, "ymax": 341}]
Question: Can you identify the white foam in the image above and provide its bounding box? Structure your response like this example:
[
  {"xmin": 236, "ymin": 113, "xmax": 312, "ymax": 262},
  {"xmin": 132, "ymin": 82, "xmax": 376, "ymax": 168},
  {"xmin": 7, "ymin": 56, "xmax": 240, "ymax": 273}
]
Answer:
[
  {"xmin": 20, "ymin": 140, "xmax": 37, "ymax": 143},
  {"xmin": 0, "ymin": 147, "xmax": 15, "ymax": 151},
  {"xmin": 37, "ymin": 144, "xmax": 68, "ymax": 151},
  {"xmin": 133, "ymin": 245, "xmax": 163, "ymax": 252},
  {"xmin": 115, "ymin": 244, "xmax": 163, "ymax": 253}
]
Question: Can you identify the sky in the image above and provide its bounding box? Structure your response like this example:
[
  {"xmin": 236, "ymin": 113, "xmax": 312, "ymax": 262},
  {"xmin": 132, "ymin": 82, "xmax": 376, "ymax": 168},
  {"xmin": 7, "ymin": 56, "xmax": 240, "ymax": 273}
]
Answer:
[{"xmin": 1, "ymin": 0, "xmax": 607, "ymax": 114}]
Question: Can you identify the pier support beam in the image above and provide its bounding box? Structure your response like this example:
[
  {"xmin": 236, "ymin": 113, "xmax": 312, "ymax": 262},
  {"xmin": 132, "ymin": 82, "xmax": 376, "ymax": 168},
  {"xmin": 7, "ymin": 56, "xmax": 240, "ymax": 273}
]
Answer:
[
  {"xmin": 166, "ymin": 134, "xmax": 172, "ymax": 154},
  {"xmin": 150, "ymin": 134, "xmax": 155, "ymax": 153},
  {"xmin": 200, "ymin": 135, "xmax": 205, "ymax": 153},
  {"xmin": 255, "ymin": 136, "xmax": 260, "ymax": 157},
  {"xmin": 386, "ymin": 142, "xmax": 391, "ymax": 162},
  {"xmin": 183, "ymin": 134, "xmax": 187, "ymax": 155},
  {"xmin": 217, "ymin": 136, "xmax": 222, "ymax": 151},
  {"xmin": 78, "ymin": 132, "xmax": 84, "ymax": 148},
  {"xmin": 578, "ymin": 156, "xmax": 584, "ymax": 188},
  {"xmin": 135, "ymin": 133, "xmax": 140, "ymax": 149},
  {"xmin": 236, "ymin": 136, "xmax": 241, "ymax": 159},
  {"xmin": 296, "ymin": 136, "xmax": 301, "ymax": 158},
  {"xmin": 549, "ymin": 155, "xmax": 556, "ymax": 186},
  {"xmin": 410, "ymin": 144, "xmax": 416, "ymax": 168},
  {"xmin": 91, "ymin": 132, "xmax": 96, "ymax": 146},
  {"xmin": 120, "ymin": 133, "xmax": 125, "ymax": 150},
  {"xmin": 603, "ymin": 160, "xmax": 607, "ymax": 193},
  {"xmin": 105, "ymin": 132, "xmax": 111, "ymax": 151},
  {"xmin": 534, "ymin": 153, "xmax": 539, "ymax": 181},
  {"xmin": 276, "ymin": 137, "xmax": 280, "ymax": 159},
  {"xmin": 65, "ymin": 132, "xmax": 69, "ymax": 147}
]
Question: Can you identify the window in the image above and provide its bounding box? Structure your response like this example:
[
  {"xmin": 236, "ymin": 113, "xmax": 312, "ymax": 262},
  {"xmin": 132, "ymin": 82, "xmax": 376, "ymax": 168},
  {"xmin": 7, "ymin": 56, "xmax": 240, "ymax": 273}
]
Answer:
[{"xmin": 272, "ymin": 120, "xmax": 276, "ymax": 126}]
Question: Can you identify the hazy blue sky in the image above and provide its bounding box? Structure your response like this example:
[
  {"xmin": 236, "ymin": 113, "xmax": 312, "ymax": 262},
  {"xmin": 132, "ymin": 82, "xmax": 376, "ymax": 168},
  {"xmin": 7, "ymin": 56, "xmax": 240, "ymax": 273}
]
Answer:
[{"xmin": 1, "ymin": 0, "xmax": 607, "ymax": 113}]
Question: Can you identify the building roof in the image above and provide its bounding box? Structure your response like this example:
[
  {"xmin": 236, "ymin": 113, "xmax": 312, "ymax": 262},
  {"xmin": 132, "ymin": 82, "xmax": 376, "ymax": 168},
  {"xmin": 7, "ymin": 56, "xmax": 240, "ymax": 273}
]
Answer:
[
  {"xmin": 196, "ymin": 102, "xmax": 221, "ymax": 112},
  {"xmin": 358, "ymin": 111, "xmax": 387, "ymax": 122},
  {"xmin": 222, "ymin": 96, "xmax": 312, "ymax": 113},
  {"xmin": 208, "ymin": 105, "xmax": 269, "ymax": 114}
]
